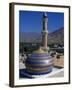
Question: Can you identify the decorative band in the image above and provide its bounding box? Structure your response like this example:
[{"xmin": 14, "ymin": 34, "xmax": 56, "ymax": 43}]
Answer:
[
  {"xmin": 29, "ymin": 57, "xmax": 52, "ymax": 60},
  {"xmin": 26, "ymin": 58, "xmax": 53, "ymax": 63},
  {"xmin": 26, "ymin": 68, "xmax": 52, "ymax": 75},
  {"xmin": 25, "ymin": 63, "xmax": 53, "ymax": 68},
  {"xmin": 31, "ymin": 53, "xmax": 50, "ymax": 56},
  {"xmin": 26, "ymin": 66, "xmax": 53, "ymax": 72},
  {"xmin": 26, "ymin": 59, "xmax": 53, "ymax": 65}
]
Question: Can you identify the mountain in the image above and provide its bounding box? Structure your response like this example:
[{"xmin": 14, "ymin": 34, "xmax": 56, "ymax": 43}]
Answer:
[
  {"xmin": 20, "ymin": 27, "xmax": 64, "ymax": 45},
  {"xmin": 20, "ymin": 32, "xmax": 41, "ymax": 43},
  {"xmin": 48, "ymin": 27, "xmax": 64, "ymax": 45}
]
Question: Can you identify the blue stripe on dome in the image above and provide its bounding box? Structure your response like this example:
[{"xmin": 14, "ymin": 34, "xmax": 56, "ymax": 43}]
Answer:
[
  {"xmin": 29, "ymin": 57, "xmax": 51, "ymax": 60},
  {"xmin": 26, "ymin": 59, "xmax": 53, "ymax": 65},
  {"xmin": 31, "ymin": 53, "xmax": 51, "ymax": 57},
  {"xmin": 26, "ymin": 58, "xmax": 53, "ymax": 63},
  {"xmin": 29, "ymin": 54, "xmax": 52, "ymax": 60},
  {"xmin": 25, "ymin": 63, "xmax": 53, "ymax": 68}
]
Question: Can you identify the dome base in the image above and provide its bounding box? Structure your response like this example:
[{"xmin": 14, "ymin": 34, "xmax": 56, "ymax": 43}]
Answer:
[{"xmin": 20, "ymin": 68, "xmax": 52, "ymax": 78}]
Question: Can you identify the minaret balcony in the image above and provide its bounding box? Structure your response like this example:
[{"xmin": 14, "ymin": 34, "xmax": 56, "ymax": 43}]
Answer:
[{"xmin": 41, "ymin": 30, "xmax": 48, "ymax": 34}]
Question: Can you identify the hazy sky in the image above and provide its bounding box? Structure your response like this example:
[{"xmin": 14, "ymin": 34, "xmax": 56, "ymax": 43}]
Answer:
[{"xmin": 19, "ymin": 11, "xmax": 64, "ymax": 33}]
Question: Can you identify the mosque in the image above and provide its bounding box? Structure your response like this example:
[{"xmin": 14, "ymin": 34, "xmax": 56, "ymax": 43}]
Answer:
[{"xmin": 25, "ymin": 12, "xmax": 53, "ymax": 77}]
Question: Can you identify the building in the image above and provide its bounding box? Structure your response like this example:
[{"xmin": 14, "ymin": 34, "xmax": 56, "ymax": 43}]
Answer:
[{"xmin": 20, "ymin": 12, "xmax": 64, "ymax": 78}]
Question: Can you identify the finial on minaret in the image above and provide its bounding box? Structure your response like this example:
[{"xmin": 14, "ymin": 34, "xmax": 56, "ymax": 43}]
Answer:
[{"xmin": 43, "ymin": 12, "xmax": 47, "ymax": 18}]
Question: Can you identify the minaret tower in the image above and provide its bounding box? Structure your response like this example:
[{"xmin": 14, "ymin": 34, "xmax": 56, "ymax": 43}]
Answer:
[{"xmin": 41, "ymin": 12, "xmax": 48, "ymax": 51}]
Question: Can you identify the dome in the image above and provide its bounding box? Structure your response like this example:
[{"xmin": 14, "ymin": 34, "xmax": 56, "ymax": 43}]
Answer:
[{"xmin": 25, "ymin": 47, "xmax": 53, "ymax": 75}]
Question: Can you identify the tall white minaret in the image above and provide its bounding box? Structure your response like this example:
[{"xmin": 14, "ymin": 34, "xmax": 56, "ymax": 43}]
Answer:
[{"xmin": 41, "ymin": 12, "xmax": 48, "ymax": 51}]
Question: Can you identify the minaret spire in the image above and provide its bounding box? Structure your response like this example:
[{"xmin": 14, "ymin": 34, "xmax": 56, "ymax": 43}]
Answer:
[{"xmin": 43, "ymin": 12, "xmax": 47, "ymax": 17}]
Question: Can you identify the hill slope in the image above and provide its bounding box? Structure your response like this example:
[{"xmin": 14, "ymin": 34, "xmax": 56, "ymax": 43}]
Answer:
[{"xmin": 20, "ymin": 27, "xmax": 64, "ymax": 45}]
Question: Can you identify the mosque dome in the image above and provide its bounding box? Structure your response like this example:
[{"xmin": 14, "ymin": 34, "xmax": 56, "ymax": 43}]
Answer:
[{"xmin": 25, "ymin": 47, "xmax": 53, "ymax": 75}]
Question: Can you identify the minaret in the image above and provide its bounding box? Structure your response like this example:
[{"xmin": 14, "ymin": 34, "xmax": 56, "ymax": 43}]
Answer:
[
  {"xmin": 24, "ymin": 12, "xmax": 53, "ymax": 77},
  {"xmin": 41, "ymin": 12, "xmax": 48, "ymax": 51}
]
